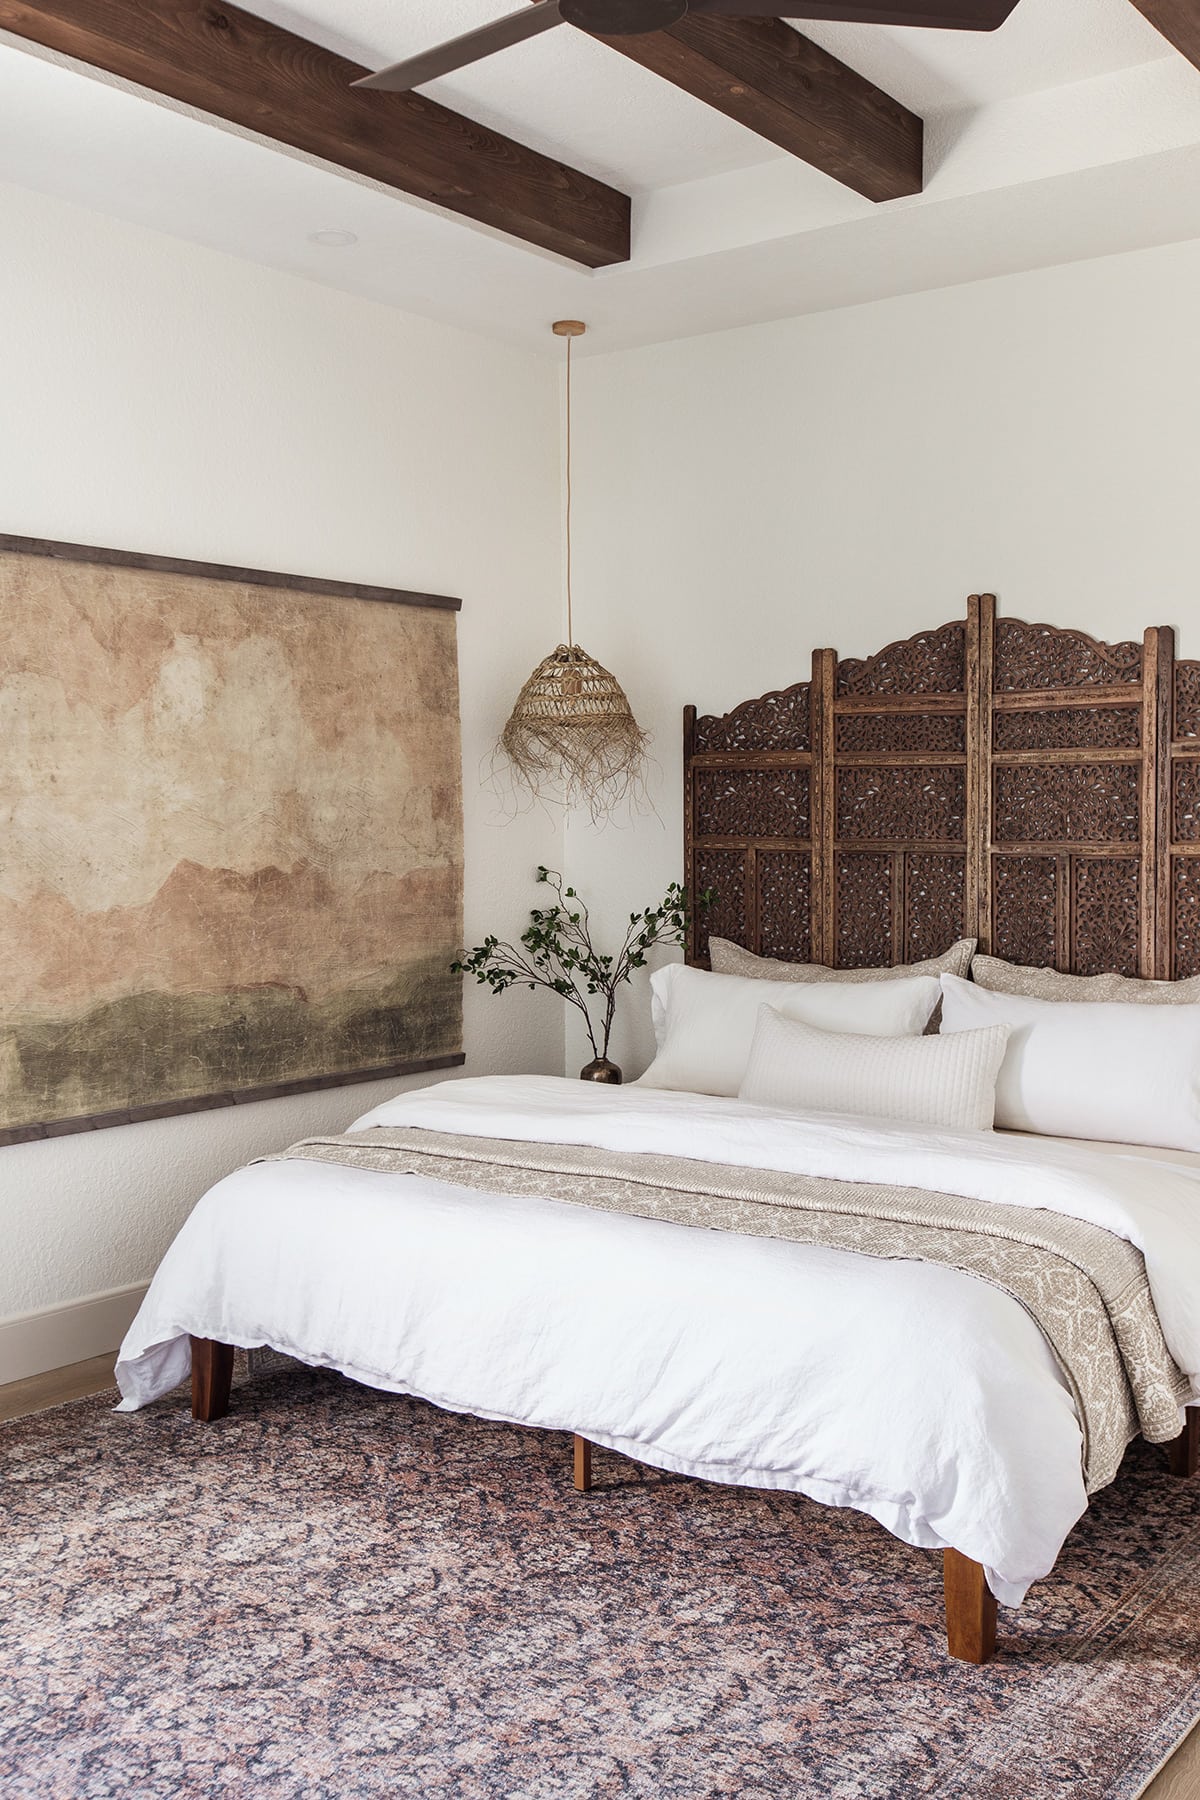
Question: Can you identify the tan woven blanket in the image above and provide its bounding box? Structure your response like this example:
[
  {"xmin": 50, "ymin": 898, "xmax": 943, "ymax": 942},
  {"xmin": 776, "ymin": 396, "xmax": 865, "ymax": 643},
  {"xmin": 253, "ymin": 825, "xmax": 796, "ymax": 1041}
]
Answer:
[{"xmin": 262, "ymin": 1127, "xmax": 1190, "ymax": 1492}]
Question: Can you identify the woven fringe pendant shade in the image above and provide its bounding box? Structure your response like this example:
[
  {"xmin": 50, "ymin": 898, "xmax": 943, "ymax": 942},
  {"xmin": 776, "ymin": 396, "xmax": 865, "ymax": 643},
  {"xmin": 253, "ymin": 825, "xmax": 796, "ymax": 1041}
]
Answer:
[
  {"xmin": 500, "ymin": 641, "xmax": 648, "ymax": 816},
  {"xmin": 497, "ymin": 321, "xmax": 647, "ymax": 821}
]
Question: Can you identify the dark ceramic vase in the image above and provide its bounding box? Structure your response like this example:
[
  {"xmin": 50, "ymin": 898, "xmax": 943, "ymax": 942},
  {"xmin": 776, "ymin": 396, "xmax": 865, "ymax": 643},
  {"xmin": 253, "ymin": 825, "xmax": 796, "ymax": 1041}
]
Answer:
[{"xmin": 580, "ymin": 1057, "xmax": 623, "ymax": 1084}]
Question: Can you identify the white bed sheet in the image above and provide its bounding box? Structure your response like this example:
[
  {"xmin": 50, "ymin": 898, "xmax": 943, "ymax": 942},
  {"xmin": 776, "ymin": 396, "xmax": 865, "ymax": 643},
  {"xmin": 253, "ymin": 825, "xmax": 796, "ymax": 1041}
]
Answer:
[{"xmin": 116, "ymin": 1077, "xmax": 1200, "ymax": 1608}]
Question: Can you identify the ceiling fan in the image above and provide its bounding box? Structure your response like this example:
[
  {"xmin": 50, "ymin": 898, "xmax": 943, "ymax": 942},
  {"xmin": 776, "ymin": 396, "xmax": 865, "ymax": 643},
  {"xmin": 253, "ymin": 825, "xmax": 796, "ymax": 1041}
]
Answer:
[{"xmin": 353, "ymin": 0, "xmax": 1021, "ymax": 94}]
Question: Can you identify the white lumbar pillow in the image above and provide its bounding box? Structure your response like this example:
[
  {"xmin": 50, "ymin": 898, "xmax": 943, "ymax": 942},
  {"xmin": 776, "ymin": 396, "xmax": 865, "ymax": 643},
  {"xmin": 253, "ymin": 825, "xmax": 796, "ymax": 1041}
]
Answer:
[
  {"xmin": 739, "ymin": 1005, "xmax": 1010, "ymax": 1131},
  {"xmin": 939, "ymin": 973, "xmax": 1200, "ymax": 1151},
  {"xmin": 638, "ymin": 963, "xmax": 941, "ymax": 1098}
]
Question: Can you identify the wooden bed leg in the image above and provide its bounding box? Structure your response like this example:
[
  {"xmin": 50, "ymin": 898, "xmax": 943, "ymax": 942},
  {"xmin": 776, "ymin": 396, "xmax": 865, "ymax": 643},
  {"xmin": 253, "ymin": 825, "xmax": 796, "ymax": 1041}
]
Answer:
[
  {"xmin": 1168, "ymin": 1407, "xmax": 1200, "ymax": 1478},
  {"xmin": 191, "ymin": 1336, "xmax": 234, "ymax": 1422},
  {"xmin": 573, "ymin": 1434, "xmax": 593, "ymax": 1493},
  {"xmin": 944, "ymin": 1549, "xmax": 997, "ymax": 1665}
]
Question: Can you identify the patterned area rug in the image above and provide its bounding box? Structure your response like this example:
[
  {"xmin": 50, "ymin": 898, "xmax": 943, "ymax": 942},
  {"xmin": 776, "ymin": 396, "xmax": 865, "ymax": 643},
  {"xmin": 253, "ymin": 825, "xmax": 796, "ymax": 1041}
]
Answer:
[{"xmin": 3, "ymin": 1363, "xmax": 1200, "ymax": 1800}]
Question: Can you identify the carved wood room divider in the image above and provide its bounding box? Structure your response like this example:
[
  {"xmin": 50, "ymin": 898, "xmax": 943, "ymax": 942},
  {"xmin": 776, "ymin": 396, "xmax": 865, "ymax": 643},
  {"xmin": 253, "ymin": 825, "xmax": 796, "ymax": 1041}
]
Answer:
[{"xmin": 684, "ymin": 594, "xmax": 1200, "ymax": 980}]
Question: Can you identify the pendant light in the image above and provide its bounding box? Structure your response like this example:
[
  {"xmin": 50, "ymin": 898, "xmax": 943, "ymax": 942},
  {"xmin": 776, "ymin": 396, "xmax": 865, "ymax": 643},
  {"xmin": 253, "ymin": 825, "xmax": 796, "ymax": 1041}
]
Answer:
[{"xmin": 497, "ymin": 320, "xmax": 647, "ymax": 821}]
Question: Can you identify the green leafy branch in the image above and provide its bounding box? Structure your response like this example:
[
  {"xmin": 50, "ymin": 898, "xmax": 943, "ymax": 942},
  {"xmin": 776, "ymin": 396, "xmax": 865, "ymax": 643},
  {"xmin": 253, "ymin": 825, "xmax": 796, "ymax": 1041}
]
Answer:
[{"xmin": 452, "ymin": 867, "xmax": 710, "ymax": 1060}]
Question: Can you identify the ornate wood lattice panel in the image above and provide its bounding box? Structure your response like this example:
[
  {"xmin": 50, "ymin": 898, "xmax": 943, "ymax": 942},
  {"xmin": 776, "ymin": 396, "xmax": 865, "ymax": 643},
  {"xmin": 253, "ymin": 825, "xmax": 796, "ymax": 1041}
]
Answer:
[
  {"xmin": 694, "ymin": 767, "xmax": 809, "ymax": 839},
  {"xmin": 1171, "ymin": 862, "xmax": 1200, "ymax": 980},
  {"xmin": 824, "ymin": 616, "xmax": 972, "ymax": 968},
  {"xmin": 982, "ymin": 609, "xmax": 1166, "ymax": 978},
  {"xmin": 684, "ymin": 682, "xmax": 813, "ymax": 964},
  {"xmin": 906, "ymin": 854, "xmax": 968, "ymax": 965},
  {"xmin": 758, "ymin": 851, "xmax": 813, "ymax": 962},
  {"xmin": 990, "ymin": 854, "xmax": 1059, "ymax": 970},
  {"xmin": 1166, "ymin": 657, "xmax": 1200, "ymax": 978},
  {"xmin": 685, "ymin": 598, "xmax": 1184, "ymax": 979}
]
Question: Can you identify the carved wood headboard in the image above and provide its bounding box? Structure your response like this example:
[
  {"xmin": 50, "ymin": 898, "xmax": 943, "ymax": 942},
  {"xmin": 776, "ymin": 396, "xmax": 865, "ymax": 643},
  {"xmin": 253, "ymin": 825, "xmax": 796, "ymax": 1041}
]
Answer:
[{"xmin": 684, "ymin": 594, "xmax": 1200, "ymax": 981}]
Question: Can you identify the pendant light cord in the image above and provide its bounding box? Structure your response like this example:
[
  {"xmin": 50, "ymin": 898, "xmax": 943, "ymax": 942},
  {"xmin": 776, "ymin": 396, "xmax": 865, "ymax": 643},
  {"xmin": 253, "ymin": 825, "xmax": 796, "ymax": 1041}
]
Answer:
[{"xmin": 565, "ymin": 331, "xmax": 574, "ymax": 651}]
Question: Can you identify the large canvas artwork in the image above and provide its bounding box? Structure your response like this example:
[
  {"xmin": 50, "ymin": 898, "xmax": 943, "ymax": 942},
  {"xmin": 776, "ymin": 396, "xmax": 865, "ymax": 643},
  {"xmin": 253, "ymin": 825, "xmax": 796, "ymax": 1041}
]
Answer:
[{"xmin": 0, "ymin": 537, "xmax": 464, "ymax": 1144}]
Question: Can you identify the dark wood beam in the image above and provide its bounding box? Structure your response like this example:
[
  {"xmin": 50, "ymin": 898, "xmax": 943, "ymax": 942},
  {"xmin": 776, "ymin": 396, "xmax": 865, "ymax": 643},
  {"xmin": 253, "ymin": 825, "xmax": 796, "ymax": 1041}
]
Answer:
[
  {"xmin": 0, "ymin": 0, "xmax": 630, "ymax": 267},
  {"xmin": 594, "ymin": 13, "xmax": 923, "ymax": 202},
  {"xmin": 1126, "ymin": 0, "xmax": 1200, "ymax": 68}
]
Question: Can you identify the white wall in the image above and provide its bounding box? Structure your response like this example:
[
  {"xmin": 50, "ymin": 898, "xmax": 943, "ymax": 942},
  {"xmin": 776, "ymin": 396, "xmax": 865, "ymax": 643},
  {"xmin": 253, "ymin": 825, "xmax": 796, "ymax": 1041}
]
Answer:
[
  {"xmin": 565, "ymin": 237, "xmax": 1200, "ymax": 1074},
  {"xmin": 0, "ymin": 181, "xmax": 564, "ymax": 1368},
  {"xmin": 7, "ymin": 182, "xmax": 1200, "ymax": 1375}
]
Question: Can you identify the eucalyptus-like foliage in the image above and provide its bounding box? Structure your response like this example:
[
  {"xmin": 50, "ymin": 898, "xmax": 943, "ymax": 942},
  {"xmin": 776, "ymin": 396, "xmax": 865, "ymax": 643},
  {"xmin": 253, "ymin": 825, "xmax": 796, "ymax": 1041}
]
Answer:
[{"xmin": 452, "ymin": 866, "xmax": 706, "ymax": 1059}]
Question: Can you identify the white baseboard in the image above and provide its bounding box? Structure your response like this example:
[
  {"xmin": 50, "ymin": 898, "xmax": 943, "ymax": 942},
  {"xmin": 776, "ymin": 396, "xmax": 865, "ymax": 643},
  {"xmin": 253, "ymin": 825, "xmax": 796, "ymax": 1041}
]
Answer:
[{"xmin": 0, "ymin": 1283, "xmax": 148, "ymax": 1386}]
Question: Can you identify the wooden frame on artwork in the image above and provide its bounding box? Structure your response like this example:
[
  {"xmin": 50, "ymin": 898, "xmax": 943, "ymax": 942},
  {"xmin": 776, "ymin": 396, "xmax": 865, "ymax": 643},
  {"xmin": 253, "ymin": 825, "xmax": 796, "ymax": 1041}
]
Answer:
[
  {"xmin": 684, "ymin": 592, "xmax": 1200, "ymax": 983},
  {"xmin": 0, "ymin": 533, "xmax": 466, "ymax": 1146}
]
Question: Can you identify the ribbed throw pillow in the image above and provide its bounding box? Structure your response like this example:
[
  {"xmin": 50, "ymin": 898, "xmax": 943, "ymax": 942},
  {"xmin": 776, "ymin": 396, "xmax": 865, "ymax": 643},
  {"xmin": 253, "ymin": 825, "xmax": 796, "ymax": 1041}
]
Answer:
[
  {"xmin": 638, "ymin": 963, "xmax": 941, "ymax": 1099},
  {"xmin": 739, "ymin": 1004, "xmax": 1009, "ymax": 1131}
]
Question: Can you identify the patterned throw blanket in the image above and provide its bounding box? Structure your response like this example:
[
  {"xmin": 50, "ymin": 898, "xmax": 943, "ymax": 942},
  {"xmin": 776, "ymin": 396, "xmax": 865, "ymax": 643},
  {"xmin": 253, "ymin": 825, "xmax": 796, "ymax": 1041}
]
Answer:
[{"xmin": 262, "ymin": 1128, "xmax": 1191, "ymax": 1492}]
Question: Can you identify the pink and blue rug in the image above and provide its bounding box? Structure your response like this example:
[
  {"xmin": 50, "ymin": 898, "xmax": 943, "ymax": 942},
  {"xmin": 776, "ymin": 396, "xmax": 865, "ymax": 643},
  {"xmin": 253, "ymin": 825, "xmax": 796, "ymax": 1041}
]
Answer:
[{"xmin": 3, "ymin": 1362, "xmax": 1199, "ymax": 1797}]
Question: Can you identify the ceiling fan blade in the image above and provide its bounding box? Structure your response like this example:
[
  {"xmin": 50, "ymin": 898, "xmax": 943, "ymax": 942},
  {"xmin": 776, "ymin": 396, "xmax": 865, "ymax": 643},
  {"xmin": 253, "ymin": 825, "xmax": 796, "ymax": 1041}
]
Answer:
[
  {"xmin": 353, "ymin": 0, "xmax": 566, "ymax": 92},
  {"xmin": 687, "ymin": 0, "xmax": 1018, "ymax": 25}
]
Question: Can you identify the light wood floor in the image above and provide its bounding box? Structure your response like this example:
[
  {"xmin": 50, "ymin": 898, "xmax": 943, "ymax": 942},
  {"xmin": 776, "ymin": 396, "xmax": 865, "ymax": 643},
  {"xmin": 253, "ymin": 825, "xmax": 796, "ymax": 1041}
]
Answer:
[
  {"xmin": 2, "ymin": 1357, "xmax": 1198, "ymax": 1796},
  {"xmin": 0, "ymin": 1352, "xmax": 120, "ymax": 1421}
]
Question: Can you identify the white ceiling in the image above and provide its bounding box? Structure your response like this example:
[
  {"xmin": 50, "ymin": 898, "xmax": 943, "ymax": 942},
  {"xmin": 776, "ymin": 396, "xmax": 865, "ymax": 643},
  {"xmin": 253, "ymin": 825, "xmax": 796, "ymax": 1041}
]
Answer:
[
  {"xmin": 800, "ymin": 1, "xmax": 1168, "ymax": 106},
  {"xmin": 1, "ymin": 0, "xmax": 1197, "ymax": 354},
  {"xmin": 249, "ymin": 0, "xmax": 1171, "ymax": 183}
]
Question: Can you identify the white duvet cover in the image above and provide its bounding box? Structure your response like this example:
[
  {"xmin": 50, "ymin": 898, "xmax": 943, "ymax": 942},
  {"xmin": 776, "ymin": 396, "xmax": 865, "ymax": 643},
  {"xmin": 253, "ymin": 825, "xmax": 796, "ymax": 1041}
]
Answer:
[{"xmin": 117, "ymin": 1076, "xmax": 1200, "ymax": 1606}]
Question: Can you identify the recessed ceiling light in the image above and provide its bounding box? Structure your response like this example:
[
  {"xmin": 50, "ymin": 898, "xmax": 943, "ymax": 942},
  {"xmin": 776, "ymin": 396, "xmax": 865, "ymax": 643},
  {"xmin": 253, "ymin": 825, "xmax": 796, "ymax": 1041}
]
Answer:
[{"xmin": 308, "ymin": 230, "xmax": 358, "ymax": 248}]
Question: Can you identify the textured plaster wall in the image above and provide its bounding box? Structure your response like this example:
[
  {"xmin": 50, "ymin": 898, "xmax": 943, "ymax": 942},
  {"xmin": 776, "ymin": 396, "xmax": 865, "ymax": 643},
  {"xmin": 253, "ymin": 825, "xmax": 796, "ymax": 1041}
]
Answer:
[{"xmin": 0, "ymin": 180, "xmax": 564, "ymax": 1322}]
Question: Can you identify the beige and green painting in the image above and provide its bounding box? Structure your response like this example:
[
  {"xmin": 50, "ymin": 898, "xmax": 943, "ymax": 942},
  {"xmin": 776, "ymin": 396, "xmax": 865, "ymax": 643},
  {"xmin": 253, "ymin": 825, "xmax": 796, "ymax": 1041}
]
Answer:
[{"xmin": 0, "ymin": 542, "xmax": 464, "ymax": 1142}]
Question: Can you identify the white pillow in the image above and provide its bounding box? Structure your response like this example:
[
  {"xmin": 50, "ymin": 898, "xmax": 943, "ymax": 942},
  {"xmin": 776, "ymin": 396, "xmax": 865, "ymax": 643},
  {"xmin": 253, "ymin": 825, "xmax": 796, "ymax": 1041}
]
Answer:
[
  {"xmin": 739, "ymin": 1005, "xmax": 1010, "ymax": 1131},
  {"xmin": 638, "ymin": 963, "xmax": 941, "ymax": 1098},
  {"xmin": 939, "ymin": 973, "xmax": 1200, "ymax": 1151}
]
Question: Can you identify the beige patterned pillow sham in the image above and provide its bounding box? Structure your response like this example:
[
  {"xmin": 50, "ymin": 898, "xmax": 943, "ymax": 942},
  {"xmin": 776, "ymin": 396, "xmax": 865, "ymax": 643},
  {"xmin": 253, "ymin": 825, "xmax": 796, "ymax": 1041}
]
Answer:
[
  {"xmin": 970, "ymin": 953, "xmax": 1200, "ymax": 1004},
  {"xmin": 709, "ymin": 936, "xmax": 976, "ymax": 984}
]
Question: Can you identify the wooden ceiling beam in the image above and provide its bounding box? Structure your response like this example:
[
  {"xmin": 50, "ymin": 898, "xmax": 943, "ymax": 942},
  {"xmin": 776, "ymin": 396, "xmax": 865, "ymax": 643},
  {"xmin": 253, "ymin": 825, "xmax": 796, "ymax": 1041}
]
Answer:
[
  {"xmin": 0, "ymin": 0, "xmax": 631, "ymax": 267},
  {"xmin": 593, "ymin": 13, "xmax": 923, "ymax": 203},
  {"xmin": 1126, "ymin": 0, "xmax": 1200, "ymax": 68}
]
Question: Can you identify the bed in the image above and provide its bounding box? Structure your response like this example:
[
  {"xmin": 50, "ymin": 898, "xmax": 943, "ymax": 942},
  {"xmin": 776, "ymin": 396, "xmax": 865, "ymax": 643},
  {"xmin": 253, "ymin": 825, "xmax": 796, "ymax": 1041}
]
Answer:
[{"xmin": 117, "ymin": 596, "xmax": 1200, "ymax": 1665}]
